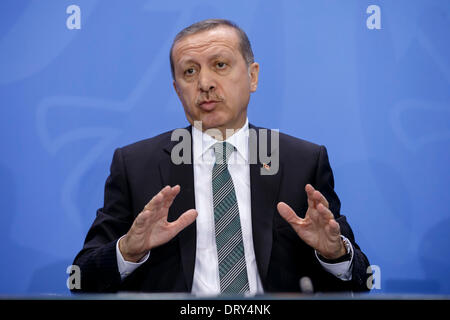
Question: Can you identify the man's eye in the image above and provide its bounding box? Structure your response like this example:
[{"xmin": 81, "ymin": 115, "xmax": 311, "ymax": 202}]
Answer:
[
  {"xmin": 185, "ymin": 68, "xmax": 196, "ymax": 75},
  {"xmin": 216, "ymin": 62, "xmax": 227, "ymax": 69}
]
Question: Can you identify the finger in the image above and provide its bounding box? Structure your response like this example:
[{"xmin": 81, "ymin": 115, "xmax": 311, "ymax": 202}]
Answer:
[
  {"xmin": 161, "ymin": 185, "xmax": 181, "ymax": 209},
  {"xmin": 144, "ymin": 186, "xmax": 171, "ymax": 211},
  {"xmin": 328, "ymin": 219, "xmax": 341, "ymax": 237},
  {"xmin": 170, "ymin": 209, "xmax": 198, "ymax": 235},
  {"xmin": 134, "ymin": 210, "xmax": 151, "ymax": 227},
  {"xmin": 312, "ymin": 190, "xmax": 329, "ymax": 209},
  {"xmin": 277, "ymin": 202, "xmax": 302, "ymax": 226},
  {"xmin": 305, "ymin": 205, "xmax": 320, "ymax": 223},
  {"xmin": 150, "ymin": 192, "xmax": 165, "ymax": 212},
  {"xmin": 316, "ymin": 202, "xmax": 334, "ymax": 220},
  {"xmin": 305, "ymin": 184, "xmax": 315, "ymax": 194},
  {"xmin": 305, "ymin": 184, "xmax": 317, "ymax": 208}
]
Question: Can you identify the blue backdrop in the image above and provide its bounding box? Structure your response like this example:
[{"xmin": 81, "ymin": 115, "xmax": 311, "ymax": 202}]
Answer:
[{"xmin": 1, "ymin": 0, "xmax": 449, "ymax": 295}]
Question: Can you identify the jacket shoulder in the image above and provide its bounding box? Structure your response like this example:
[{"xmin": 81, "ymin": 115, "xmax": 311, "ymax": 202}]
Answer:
[
  {"xmin": 119, "ymin": 130, "xmax": 174, "ymax": 157},
  {"xmin": 278, "ymin": 131, "xmax": 322, "ymax": 152},
  {"xmin": 250, "ymin": 124, "xmax": 322, "ymax": 153},
  {"xmin": 119, "ymin": 124, "xmax": 192, "ymax": 157}
]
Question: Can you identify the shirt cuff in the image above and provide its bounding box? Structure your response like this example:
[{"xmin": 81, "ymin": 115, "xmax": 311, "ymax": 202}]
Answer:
[
  {"xmin": 116, "ymin": 235, "xmax": 150, "ymax": 281},
  {"xmin": 315, "ymin": 235, "xmax": 354, "ymax": 281}
]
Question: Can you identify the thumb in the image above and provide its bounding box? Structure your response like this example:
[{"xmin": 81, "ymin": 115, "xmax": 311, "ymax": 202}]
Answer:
[
  {"xmin": 171, "ymin": 209, "xmax": 198, "ymax": 235},
  {"xmin": 277, "ymin": 202, "xmax": 301, "ymax": 226}
]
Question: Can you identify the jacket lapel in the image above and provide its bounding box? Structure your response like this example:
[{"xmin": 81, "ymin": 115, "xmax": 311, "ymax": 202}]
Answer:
[
  {"xmin": 160, "ymin": 126, "xmax": 196, "ymax": 291},
  {"xmin": 249, "ymin": 124, "xmax": 282, "ymax": 286}
]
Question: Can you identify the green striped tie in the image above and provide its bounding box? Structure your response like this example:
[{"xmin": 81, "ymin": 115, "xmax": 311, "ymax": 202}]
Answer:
[{"xmin": 212, "ymin": 142, "xmax": 250, "ymax": 294}]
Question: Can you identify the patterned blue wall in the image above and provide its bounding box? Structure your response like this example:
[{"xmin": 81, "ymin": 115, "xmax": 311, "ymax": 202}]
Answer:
[{"xmin": 0, "ymin": 0, "xmax": 449, "ymax": 295}]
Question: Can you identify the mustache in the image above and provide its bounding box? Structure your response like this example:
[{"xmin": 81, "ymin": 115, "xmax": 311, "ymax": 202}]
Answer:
[{"xmin": 196, "ymin": 93, "xmax": 225, "ymax": 105}]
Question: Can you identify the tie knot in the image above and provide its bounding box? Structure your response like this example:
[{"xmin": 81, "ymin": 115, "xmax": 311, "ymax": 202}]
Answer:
[{"xmin": 212, "ymin": 142, "xmax": 235, "ymax": 164}]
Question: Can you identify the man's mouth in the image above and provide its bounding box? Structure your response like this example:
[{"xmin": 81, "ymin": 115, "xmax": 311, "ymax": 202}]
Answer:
[{"xmin": 198, "ymin": 100, "xmax": 221, "ymax": 111}]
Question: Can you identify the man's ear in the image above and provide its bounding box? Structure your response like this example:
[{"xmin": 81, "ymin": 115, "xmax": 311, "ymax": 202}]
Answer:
[
  {"xmin": 173, "ymin": 80, "xmax": 181, "ymax": 99},
  {"xmin": 249, "ymin": 62, "xmax": 260, "ymax": 92}
]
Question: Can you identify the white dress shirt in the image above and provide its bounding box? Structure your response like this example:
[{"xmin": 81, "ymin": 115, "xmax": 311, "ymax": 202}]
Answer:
[
  {"xmin": 190, "ymin": 118, "xmax": 263, "ymax": 295},
  {"xmin": 116, "ymin": 119, "xmax": 353, "ymax": 293}
]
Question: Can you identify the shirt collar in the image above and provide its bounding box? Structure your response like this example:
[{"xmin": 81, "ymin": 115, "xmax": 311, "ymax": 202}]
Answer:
[{"xmin": 193, "ymin": 118, "xmax": 249, "ymax": 163}]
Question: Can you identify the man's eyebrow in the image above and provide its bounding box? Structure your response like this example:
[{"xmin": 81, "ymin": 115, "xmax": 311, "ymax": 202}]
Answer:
[
  {"xmin": 178, "ymin": 51, "xmax": 233, "ymax": 66},
  {"xmin": 209, "ymin": 52, "xmax": 231, "ymax": 60},
  {"xmin": 178, "ymin": 58, "xmax": 197, "ymax": 66}
]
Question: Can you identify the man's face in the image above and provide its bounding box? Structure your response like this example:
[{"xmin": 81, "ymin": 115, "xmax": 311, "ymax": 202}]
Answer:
[{"xmin": 172, "ymin": 26, "xmax": 259, "ymax": 135}]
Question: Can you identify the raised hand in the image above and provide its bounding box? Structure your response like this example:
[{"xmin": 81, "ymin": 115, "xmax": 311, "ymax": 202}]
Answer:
[
  {"xmin": 119, "ymin": 185, "xmax": 197, "ymax": 262},
  {"xmin": 277, "ymin": 184, "xmax": 345, "ymax": 260}
]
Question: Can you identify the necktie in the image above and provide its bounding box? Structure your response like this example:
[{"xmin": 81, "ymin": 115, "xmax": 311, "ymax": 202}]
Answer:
[{"xmin": 212, "ymin": 142, "xmax": 250, "ymax": 294}]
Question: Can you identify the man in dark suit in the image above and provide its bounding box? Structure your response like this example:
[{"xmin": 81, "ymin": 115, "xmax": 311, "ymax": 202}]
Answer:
[{"xmin": 72, "ymin": 19, "xmax": 371, "ymax": 294}]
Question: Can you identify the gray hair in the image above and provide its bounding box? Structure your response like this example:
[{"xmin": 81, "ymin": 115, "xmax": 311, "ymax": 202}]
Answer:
[{"xmin": 170, "ymin": 19, "xmax": 254, "ymax": 79}]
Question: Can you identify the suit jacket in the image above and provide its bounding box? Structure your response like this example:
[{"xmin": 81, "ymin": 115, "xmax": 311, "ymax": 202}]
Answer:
[{"xmin": 72, "ymin": 124, "xmax": 371, "ymax": 293}]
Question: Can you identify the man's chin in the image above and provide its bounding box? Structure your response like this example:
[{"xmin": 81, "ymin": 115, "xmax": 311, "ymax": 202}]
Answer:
[{"xmin": 192, "ymin": 117, "xmax": 226, "ymax": 132}]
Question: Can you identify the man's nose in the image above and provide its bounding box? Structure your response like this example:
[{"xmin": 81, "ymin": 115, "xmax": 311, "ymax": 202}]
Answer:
[{"xmin": 197, "ymin": 69, "xmax": 216, "ymax": 92}]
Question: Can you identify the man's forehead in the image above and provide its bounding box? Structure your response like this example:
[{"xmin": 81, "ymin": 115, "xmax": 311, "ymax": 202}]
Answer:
[{"xmin": 173, "ymin": 27, "xmax": 240, "ymax": 60}]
